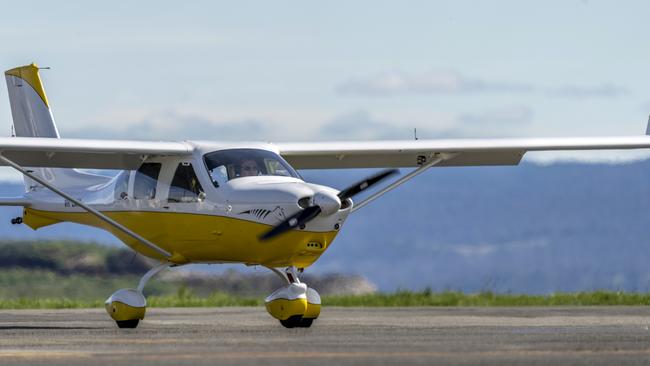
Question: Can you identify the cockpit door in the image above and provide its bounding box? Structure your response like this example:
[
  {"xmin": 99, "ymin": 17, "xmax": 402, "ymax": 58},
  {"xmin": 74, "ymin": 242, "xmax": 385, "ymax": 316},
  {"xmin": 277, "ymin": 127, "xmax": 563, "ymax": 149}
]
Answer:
[
  {"xmin": 133, "ymin": 163, "xmax": 162, "ymax": 200},
  {"xmin": 167, "ymin": 162, "xmax": 206, "ymax": 204}
]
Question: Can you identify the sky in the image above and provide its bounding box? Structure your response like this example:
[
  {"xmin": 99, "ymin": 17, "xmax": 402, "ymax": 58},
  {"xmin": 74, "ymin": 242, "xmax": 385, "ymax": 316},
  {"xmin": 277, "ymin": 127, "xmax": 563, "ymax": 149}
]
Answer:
[{"xmin": 2, "ymin": 0, "xmax": 650, "ymax": 181}]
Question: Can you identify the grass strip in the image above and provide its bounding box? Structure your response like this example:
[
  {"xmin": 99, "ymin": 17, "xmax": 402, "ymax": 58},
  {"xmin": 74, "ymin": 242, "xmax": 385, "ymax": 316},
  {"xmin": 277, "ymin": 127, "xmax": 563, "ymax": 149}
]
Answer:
[
  {"xmin": 323, "ymin": 290, "xmax": 650, "ymax": 306},
  {"xmin": 3, "ymin": 290, "xmax": 650, "ymax": 309}
]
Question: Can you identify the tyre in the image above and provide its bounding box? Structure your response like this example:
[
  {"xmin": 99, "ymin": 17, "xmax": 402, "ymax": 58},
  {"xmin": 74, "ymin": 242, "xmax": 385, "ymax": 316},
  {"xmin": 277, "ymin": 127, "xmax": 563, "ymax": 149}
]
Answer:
[
  {"xmin": 279, "ymin": 315, "xmax": 303, "ymax": 328},
  {"xmin": 116, "ymin": 319, "xmax": 140, "ymax": 328},
  {"xmin": 298, "ymin": 318, "xmax": 314, "ymax": 328}
]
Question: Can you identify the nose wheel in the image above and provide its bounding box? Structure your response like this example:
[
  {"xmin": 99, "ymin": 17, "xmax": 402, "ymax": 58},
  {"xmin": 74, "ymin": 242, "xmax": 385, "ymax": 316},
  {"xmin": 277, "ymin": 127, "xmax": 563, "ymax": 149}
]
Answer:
[{"xmin": 265, "ymin": 266, "xmax": 321, "ymax": 328}]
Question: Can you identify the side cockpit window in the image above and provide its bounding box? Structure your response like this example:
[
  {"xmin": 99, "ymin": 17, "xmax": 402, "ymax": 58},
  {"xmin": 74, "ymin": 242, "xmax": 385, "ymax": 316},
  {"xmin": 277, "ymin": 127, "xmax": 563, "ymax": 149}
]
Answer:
[
  {"xmin": 133, "ymin": 163, "xmax": 161, "ymax": 200},
  {"xmin": 168, "ymin": 163, "xmax": 205, "ymax": 203}
]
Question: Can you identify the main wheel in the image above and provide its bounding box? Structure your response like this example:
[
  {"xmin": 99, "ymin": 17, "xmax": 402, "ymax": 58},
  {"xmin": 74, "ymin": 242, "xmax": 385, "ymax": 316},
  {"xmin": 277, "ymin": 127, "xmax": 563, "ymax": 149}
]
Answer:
[
  {"xmin": 116, "ymin": 319, "xmax": 140, "ymax": 328},
  {"xmin": 279, "ymin": 315, "xmax": 303, "ymax": 328},
  {"xmin": 298, "ymin": 318, "xmax": 314, "ymax": 328}
]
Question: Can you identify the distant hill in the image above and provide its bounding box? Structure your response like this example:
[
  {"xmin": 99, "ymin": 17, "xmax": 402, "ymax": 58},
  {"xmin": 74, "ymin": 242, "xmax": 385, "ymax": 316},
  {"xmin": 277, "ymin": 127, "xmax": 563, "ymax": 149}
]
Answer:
[
  {"xmin": 0, "ymin": 240, "xmax": 153, "ymax": 275},
  {"xmin": 0, "ymin": 241, "xmax": 376, "ymax": 299},
  {"xmin": 1, "ymin": 160, "xmax": 650, "ymax": 293}
]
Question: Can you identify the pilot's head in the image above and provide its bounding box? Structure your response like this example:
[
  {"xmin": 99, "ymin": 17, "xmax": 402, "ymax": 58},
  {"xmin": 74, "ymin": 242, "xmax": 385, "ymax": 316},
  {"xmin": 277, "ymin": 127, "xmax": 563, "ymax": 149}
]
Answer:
[{"xmin": 239, "ymin": 158, "xmax": 260, "ymax": 177}]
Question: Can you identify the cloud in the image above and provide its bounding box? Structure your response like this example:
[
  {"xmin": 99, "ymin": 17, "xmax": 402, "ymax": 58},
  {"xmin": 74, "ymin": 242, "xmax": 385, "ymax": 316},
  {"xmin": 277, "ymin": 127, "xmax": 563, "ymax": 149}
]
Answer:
[
  {"xmin": 66, "ymin": 104, "xmax": 534, "ymax": 144},
  {"xmin": 460, "ymin": 105, "xmax": 533, "ymax": 127},
  {"xmin": 66, "ymin": 110, "xmax": 275, "ymax": 141},
  {"xmin": 337, "ymin": 70, "xmax": 534, "ymax": 96},
  {"xmin": 338, "ymin": 70, "xmax": 627, "ymax": 99},
  {"xmin": 316, "ymin": 106, "xmax": 534, "ymax": 141},
  {"xmin": 547, "ymin": 84, "xmax": 627, "ymax": 98},
  {"xmin": 316, "ymin": 110, "xmax": 420, "ymax": 140}
]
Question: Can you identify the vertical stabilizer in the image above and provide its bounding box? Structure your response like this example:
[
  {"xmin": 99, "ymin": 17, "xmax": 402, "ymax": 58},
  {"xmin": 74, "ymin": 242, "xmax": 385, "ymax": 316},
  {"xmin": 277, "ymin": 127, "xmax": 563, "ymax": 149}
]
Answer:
[
  {"xmin": 5, "ymin": 63, "xmax": 59, "ymax": 138},
  {"xmin": 4, "ymin": 64, "xmax": 109, "ymax": 190}
]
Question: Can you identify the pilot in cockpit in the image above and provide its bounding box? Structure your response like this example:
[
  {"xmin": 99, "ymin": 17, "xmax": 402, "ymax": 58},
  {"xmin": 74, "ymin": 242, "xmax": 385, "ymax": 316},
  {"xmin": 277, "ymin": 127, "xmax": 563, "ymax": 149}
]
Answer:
[{"xmin": 238, "ymin": 158, "xmax": 260, "ymax": 177}]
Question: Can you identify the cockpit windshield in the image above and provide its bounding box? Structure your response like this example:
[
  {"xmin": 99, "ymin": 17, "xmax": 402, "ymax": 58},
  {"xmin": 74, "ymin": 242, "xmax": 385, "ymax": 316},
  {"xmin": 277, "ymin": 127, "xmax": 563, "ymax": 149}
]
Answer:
[{"xmin": 203, "ymin": 148, "xmax": 300, "ymax": 185}]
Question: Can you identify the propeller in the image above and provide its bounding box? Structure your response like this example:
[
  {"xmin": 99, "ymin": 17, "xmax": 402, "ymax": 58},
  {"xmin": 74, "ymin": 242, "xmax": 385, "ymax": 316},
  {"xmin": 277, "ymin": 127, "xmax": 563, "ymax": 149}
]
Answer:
[
  {"xmin": 259, "ymin": 168, "xmax": 398, "ymax": 241},
  {"xmin": 336, "ymin": 169, "xmax": 399, "ymax": 200}
]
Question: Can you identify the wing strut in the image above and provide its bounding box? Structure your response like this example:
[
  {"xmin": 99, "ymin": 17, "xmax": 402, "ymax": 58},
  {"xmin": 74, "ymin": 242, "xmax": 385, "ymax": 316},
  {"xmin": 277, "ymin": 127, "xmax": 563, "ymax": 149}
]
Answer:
[
  {"xmin": 351, "ymin": 153, "xmax": 458, "ymax": 213},
  {"xmin": 0, "ymin": 154, "xmax": 172, "ymax": 259}
]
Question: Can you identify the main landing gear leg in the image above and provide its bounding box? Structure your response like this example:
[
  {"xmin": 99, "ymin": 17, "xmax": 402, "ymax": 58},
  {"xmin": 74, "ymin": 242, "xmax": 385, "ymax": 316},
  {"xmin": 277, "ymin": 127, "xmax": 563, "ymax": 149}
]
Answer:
[
  {"xmin": 104, "ymin": 262, "xmax": 170, "ymax": 329},
  {"xmin": 264, "ymin": 266, "xmax": 321, "ymax": 328}
]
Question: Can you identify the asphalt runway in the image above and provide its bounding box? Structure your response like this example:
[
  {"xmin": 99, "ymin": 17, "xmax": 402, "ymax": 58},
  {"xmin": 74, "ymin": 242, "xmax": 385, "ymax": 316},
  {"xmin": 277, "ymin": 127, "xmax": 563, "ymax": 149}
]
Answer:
[{"xmin": 2, "ymin": 307, "xmax": 650, "ymax": 365}]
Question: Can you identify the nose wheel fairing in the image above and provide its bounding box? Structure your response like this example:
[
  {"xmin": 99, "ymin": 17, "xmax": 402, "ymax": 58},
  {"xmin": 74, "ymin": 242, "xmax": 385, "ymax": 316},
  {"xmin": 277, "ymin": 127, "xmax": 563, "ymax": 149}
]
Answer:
[{"xmin": 265, "ymin": 267, "xmax": 321, "ymax": 328}]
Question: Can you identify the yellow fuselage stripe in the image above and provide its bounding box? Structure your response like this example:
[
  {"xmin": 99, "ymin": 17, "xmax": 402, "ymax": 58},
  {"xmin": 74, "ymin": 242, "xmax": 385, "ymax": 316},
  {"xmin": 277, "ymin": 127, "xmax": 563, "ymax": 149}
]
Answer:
[{"xmin": 24, "ymin": 208, "xmax": 338, "ymax": 268}]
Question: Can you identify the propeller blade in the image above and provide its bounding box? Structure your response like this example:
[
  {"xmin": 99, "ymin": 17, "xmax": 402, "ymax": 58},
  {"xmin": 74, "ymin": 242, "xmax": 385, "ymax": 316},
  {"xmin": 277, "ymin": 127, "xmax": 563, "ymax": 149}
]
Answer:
[
  {"xmin": 259, "ymin": 205, "xmax": 322, "ymax": 241},
  {"xmin": 337, "ymin": 168, "xmax": 399, "ymax": 200},
  {"xmin": 260, "ymin": 169, "xmax": 398, "ymax": 241}
]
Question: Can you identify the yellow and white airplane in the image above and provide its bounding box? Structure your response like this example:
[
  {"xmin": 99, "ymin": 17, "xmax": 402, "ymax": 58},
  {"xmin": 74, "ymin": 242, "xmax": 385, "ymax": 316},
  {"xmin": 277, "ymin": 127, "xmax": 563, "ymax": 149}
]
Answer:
[{"xmin": 3, "ymin": 63, "xmax": 650, "ymax": 328}]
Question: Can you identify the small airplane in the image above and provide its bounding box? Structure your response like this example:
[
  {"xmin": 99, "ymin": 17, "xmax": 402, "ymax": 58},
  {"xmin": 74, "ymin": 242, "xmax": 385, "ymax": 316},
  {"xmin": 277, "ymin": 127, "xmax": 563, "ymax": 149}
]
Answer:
[{"xmin": 3, "ymin": 63, "xmax": 650, "ymax": 328}]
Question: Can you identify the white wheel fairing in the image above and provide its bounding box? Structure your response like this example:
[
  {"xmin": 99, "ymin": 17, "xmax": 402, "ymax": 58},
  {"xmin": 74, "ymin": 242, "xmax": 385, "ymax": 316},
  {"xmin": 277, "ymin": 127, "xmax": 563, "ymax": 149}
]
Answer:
[
  {"xmin": 104, "ymin": 288, "xmax": 147, "ymax": 322},
  {"xmin": 105, "ymin": 288, "xmax": 146, "ymax": 308},
  {"xmin": 306, "ymin": 287, "xmax": 321, "ymax": 305}
]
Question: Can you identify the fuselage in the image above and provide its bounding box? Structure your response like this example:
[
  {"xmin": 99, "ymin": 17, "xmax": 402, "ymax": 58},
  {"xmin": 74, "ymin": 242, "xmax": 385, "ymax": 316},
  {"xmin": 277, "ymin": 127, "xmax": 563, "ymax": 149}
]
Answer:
[{"xmin": 21, "ymin": 142, "xmax": 351, "ymax": 268}]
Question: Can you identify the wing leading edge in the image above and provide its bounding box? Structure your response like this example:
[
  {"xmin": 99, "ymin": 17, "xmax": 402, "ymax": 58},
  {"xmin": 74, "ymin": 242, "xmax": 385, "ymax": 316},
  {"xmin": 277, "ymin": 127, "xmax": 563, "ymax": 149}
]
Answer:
[
  {"xmin": 0, "ymin": 137, "xmax": 193, "ymax": 169},
  {"xmin": 276, "ymin": 136, "xmax": 650, "ymax": 169},
  {"xmin": 3, "ymin": 135, "xmax": 650, "ymax": 170}
]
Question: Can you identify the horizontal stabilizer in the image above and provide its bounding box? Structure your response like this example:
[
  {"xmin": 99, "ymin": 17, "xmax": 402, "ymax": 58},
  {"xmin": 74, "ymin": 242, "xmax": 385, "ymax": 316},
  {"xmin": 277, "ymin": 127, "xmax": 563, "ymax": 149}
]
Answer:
[{"xmin": 0, "ymin": 197, "xmax": 31, "ymax": 206}]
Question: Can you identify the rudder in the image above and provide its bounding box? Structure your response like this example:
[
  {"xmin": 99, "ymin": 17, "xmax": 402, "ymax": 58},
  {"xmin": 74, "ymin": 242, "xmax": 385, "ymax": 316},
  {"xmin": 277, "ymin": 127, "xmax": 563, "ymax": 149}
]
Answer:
[
  {"xmin": 4, "ymin": 64, "xmax": 108, "ymax": 190},
  {"xmin": 5, "ymin": 63, "xmax": 60, "ymax": 138}
]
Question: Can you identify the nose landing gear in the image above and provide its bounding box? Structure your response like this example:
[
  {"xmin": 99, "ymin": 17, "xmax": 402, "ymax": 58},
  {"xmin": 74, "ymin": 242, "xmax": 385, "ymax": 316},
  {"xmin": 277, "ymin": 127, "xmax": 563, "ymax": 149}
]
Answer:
[
  {"xmin": 105, "ymin": 263, "xmax": 170, "ymax": 328},
  {"xmin": 264, "ymin": 266, "xmax": 321, "ymax": 328}
]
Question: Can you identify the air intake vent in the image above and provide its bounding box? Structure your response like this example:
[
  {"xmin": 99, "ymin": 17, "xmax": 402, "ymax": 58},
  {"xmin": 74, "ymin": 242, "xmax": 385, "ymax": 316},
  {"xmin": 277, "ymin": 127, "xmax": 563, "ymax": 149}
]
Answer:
[
  {"xmin": 306, "ymin": 242, "xmax": 324, "ymax": 250},
  {"xmin": 340, "ymin": 198, "xmax": 352, "ymax": 210},
  {"xmin": 298, "ymin": 196, "xmax": 311, "ymax": 209}
]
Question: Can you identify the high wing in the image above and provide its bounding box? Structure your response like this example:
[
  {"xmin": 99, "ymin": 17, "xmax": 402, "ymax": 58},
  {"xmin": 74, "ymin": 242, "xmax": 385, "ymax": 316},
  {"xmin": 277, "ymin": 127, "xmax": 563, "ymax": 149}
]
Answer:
[
  {"xmin": 7, "ymin": 135, "xmax": 650, "ymax": 171},
  {"xmin": 0, "ymin": 137, "xmax": 193, "ymax": 169},
  {"xmin": 276, "ymin": 136, "xmax": 650, "ymax": 169}
]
